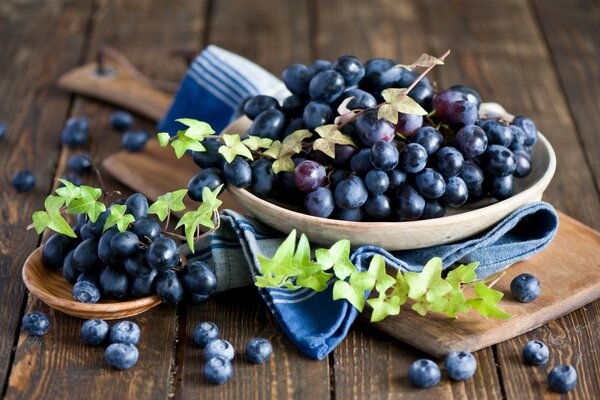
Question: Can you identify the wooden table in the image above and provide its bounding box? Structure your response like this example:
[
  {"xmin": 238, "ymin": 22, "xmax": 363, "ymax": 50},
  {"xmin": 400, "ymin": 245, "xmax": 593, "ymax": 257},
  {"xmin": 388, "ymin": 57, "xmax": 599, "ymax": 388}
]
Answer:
[{"xmin": 1, "ymin": 0, "xmax": 598, "ymax": 398}]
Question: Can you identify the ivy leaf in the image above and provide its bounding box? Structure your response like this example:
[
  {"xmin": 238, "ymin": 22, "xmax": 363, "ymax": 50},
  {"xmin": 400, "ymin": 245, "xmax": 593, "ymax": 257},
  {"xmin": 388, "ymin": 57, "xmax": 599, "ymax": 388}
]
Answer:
[
  {"xmin": 171, "ymin": 130, "xmax": 206, "ymax": 158},
  {"xmin": 176, "ymin": 118, "xmax": 215, "ymax": 140},
  {"xmin": 55, "ymin": 179, "xmax": 81, "ymax": 205},
  {"xmin": 395, "ymin": 53, "xmax": 445, "ymax": 71},
  {"xmin": 332, "ymin": 280, "xmax": 365, "ymax": 312},
  {"xmin": 262, "ymin": 140, "xmax": 282, "ymax": 159},
  {"xmin": 147, "ymin": 189, "xmax": 188, "ymax": 221},
  {"xmin": 280, "ymin": 129, "xmax": 312, "ymax": 156},
  {"xmin": 157, "ymin": 132, "xmax": 171, "ymax": 147},
  {"xmin": 272, "ymin": 156, "xmax": 295, "ymax": 173},
  {"xmin": 31, "ymin": 195, "xmax": 76, "ymax": 237},
  {"xmin": 294, "ymin": 235, "xmax": 333, "ymax": 292},
  {"xmin": 445, "ymin": 262, "xmax": 479, "ymax": 289},
  {"xmin": 337, "ymin": 96, "xmax": 356, "ymax": 115},
  {"xmin": 176, "ymin": 205, "xmax": 214, "ymax": 254},
  {"xmin": 31, "ymin": 211, "xmax": 51, "ymax": 234},
  {"xmin": 242, "ymin": 136, "xmax": 273, "ymax": 151},
  {"xmin": 334, "ymin": 97, "xmax": 359, "ymax": 125},
  {"xmin": 404, "ymin": 257, "xmax": 441, "ymax": 299},
  {"xmin": 368, "ymin": 293, "xmax": 402, "ymax": 322},
  {"xmin": 256, "ymin": 230, "xmax": 298, "ymax": 278},
  {"xmin": 315, "ymin": 239, "xmax": 355, "ymax": 280},
  {"xmin": 381, "ymin": 88, "xmax": 428, "ymax": 116},
  {"xmin": 198, "ymin": 185, "xmax": 223, "ymax": 215},
  {"xmin": 313, "ymin": 125, "xmax": 357, "ymax": 158},
  {"xmin": 66, "ymin": 185, "xmax": 106, "ymax": 223},
  {"xmin": 377, "ymin": 103, "xmax": 400, "ymax": 124},
  {"xmin": 391, "ymin": 271, "xmax": 409, "ymax": 304},
  {"xmin": 440, "ymin": 288, "xmax": 471, "ymax": 318},
  {"xmin": 412, "ymin": 301, "xmax": 432, "ymax": 316},
  {"xmin": 218, "ymin": 134, "xmax": 253, "ymax": 163},
  {"xmin": 467, "ymin": 282, "xmax": 511, "ymax": 319},
  {"xmin": 103, "ymin": 204, "xmax": 135, "ymax": 232},
  {"xmin": 368, "ymin": 255, "xmax": 396, "ymax": 293}
]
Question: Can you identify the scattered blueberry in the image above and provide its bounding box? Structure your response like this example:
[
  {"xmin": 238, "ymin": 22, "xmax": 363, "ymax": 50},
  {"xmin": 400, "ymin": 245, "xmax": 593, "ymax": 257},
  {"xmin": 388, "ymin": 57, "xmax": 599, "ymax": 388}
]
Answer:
[
  {"xmin": 193, "ymin": 322, "xmax": 220, "ymax": 348},
  {"xmin": 104, "ymin": 343, "xmax": 139, "ymax": 370},
  {"xmin": 11, "ymin": 170, "xmax": 36, "ymax": 192},
  {"xmin": 80, "ymin": 319, "xmax": 109, "ymax": 346},
  {"xmin": 22, "ymin": 311, "xmax": 50, "ymax": 336},
  {"xmin": 61, "ymin": 117, "xmax": 90, "ymax": 148},
  {"xmin": 204, "ymin": 339, "xmax": 234, "ymax": 361},
  {"xmin": 67, "ymin": 152, "xmax": 92, "ymax": 174},
  {"xmin": 522, "ymin": 340, "xmax": 549, "ymax": 365},
  {"xmin": 408, "ymin": 359, "xmax": 441, "ymax": 388},
  {"xmin": 510, "ymin": 273, "xmax": 541, "ymax": 303},
  {"xmin": 245, "ymin": 338, "xmax": 273, "ymax": 364},
  {"xmin": 109, "ymin": 321, "xmax": 141, "ymax": 345},
  {"xmin": 0, "ymin": 121, "xmax": 6, "ymax": 141},
  {"xmin": 547, "ymin": 365, "xmax": 577, "ymax": 393},
  {"xmin": 204, "ymin": 355, "xmax": 233, "ymax": 384},
  {"xmin": 109, "ymin": 111, "xmax": 133, "ymax": 131},
  {"xmin": 444, "ymin": 351, "xmax": 477, "ymax": 381},
  {"xmin": 73, "ymin": 280, "xmax": 101, "ymax": 303},
  {"xmin": 122, "ymin": 129, "xmax": 149, "ymax": 152}
]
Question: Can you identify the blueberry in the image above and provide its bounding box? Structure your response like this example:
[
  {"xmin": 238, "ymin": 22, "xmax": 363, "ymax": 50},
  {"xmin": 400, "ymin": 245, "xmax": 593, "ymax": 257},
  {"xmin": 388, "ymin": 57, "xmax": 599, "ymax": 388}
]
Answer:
[
  {"xmin": 125, "ymin": 192, "xmax": 149, "ymax": 220},
  {"xmin": 187, "ymin": 168, "xmax": 223, "ymax": 201},
  {"xmin": 122, "ymin": 129, "xmax": 149, "ymax": 152},
  {"xmin": 22, "ymin": 311, "xmax": 50, "ymax": 336},
  {"xmin": 11, "ymin": 170, "xmax": 36, "ymax": 192},
  {"xmin": 0, "ymin": 121, "xmax": 6, "ymax": 141},
  {"xmin": 281, "ymin": 63, "xmax": 313, "ymax": 96},
  {"xmin": 73, "ymin": 280, "xmax": 101, "ymax": 303},
  {"xmin": 243, "ymin": 95, "xmax": 280, "ymax": 120},
  {"xmin": 104, "ymin": 343, "xmax": 139, "ymax": 370},
  {"xmin": 109, "ymin": 111, "xmax": 133, "ymax": 130},
  {"xmin": 204, "ymin": 356, "xmax": 233, "ymax": 384},
  {"xmin": 370, "ymin": 141, "xmax": 399, "ymax": 171},
  {"xmin": 245, "ymin": 338, "xmax": 273, "ymax": 364},
  {"xmin": 193, "ymin": 321, "xmax": 220, "ymax": 348},
  {"xmin": 187, "ymin": 293, "xmax": 210, "ymax": 306},
  {"xmin": 223, "ymin": 156, "xmax": 252, "ymax": 188},
  {"xmin": 444, "ymin": 351, "xmax": 477, "ymax": 381},
  {"xmin": 548, "ymin": 365, "xmax": 577, "ymax": 393},
  {"xmin": 62, "ymin": 250, "xmax": 81, "ymax": 284},
  {"xmin": 110, "ymin": 231, "xmax": 139, "ymax": 257},
  {"xmin": 204, "ymin": 339, "xmax": 234, "ymax": 361},
  {"xmin": 132, "ymin": 217, "xmax": 161, "ymax": 243},
  {"xmin": 331, "ymin": 207, "xmax": 364, "ymax": 222},
  {"xmin": 155, "ymin": 270, "xmax": 184, "ymax": 304},
  {"xmin": 512, "ymin": 116, "xmax": 538, "ymax": 146},
  {"xmin": 522, "ymin": 340, "xmax": 549, "ymax": 365},
  {"xmin": 61, "ymin": 117, "xmax": 90, "ymax": 148},
  {"xmin": 408, "ymin": 359, "xmax": 441, "ymax": 388},
  {"xmin": 510, "ymin": 273, "xmax": 541, "ymax": 303},
  {"xmin": 364, "ymin": 194, "xmax": 392, "ymax": 219},
  {"xmin": 109, "ymin": 321, "xmax": 141, "ymax": 345},
  {"xmin": 248, "ymin": 109, "xmax": 287, "ymax": 140},
  {"xmin": 80, "ymin": 319, "xmax": 109, "ymax": 345},
  {"xmin": 67, "ymin": 152, "xmax": 92, "ymax": 174},
  {"xmin": 146, "ymin": 237, "xmax": 179, "ymax": 272},
  {"xmin": 192, "ymin": 139, "xmax": 224, "ymax": 169},
  {"xmin": 181, "ymin": 261, "xmax": 217, "ymax": 295},
  {"xmin": 332, "ymin": 55, "xmax": 365, "ymax": 86},
  {"xmin": 99, "ymin": 265, "xmax": 129, "ymax": 300},
  {"xmin": 42, "ymin": 233, "xmax": 77, "ymax": 270},
  {"xmin": 130, "ymin": 269, "xmax": 158, "ymax": 298}
]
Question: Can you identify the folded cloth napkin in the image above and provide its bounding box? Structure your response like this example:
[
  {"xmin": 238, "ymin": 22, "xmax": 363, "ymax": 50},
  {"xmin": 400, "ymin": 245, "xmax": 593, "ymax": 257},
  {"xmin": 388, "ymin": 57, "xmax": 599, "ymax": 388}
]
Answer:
[{"xmin": 160, "ymin": 46, "xmax": 560, "ymax": 360}]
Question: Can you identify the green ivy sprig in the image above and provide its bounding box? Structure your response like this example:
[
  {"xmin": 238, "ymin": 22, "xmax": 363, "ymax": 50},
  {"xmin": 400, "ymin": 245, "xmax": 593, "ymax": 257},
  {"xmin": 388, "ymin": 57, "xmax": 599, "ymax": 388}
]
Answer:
[{"xmin": 255, "ymin": 230, "xmax": 510, "ymax": 322}]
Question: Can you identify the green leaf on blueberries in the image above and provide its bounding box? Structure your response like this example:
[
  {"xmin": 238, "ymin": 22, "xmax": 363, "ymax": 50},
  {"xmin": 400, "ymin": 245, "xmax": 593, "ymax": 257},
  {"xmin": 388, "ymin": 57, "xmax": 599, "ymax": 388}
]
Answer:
[
  {"xmin": 147, "ymin": 189, "xmax": 188, "ymax": 221},
  {"xmin": 171, "ymin": 130, "xmax": 206, "ymax": 158},
  {"xmin": 272, "ymin": 156, "xmax": 295, "ymax": 174},
  {"xmin": 262, "ymin": 140, "xmax": 282, "ymax": 159},
  {"xmin": 313, "ymin": 125, "xmax": 356, "ymax": 158},
  {"xmin": 333, "ymin": 280, "xmax": 365, "ymax": 312},
  {"xmin": 31, "ymin": 211, "xmax": 51, "ymax": 234},
  {"xmin": 280, "ymin": 129, "xmax": 312, "ymax": 156},
  {"xmin": 198, "ymin": 185, "xmax": 223, "ymax": 215},
  {"xmin": 381, "ymin": 88, "xmax": 428, "ymax": 116},
  {"xmin": 103, "ymin": 204, "xmax": 135, "ymax": 232},
  {"xmin": 377, "ymin": 103, "xmax": 400, "ymax": 124},
  {"xmin": 218, "ymin": 134, "xmax": 253, "ymax": 163},
  {"xmin": 66, "ymin": 185, "xmax": 106, "ymax": 223},
  {"xmin": 242, "ymin": 136, "xmax": 273, "ymax": 151},
  {"xmin": 467, "ymin": 282, "xmax": 511, "ymax": 319},
  {"xmin": 55, "ymin": 179, "xmax": 81, "ymax": 205},
  {"xmin": 157, "ymin": 132, "xmax": 171, "ymax": 147},
  {"xmin": 395, "ymin": 53, "xmax": 445, "ymax": 71},
  {"xmin": 315, "ymin": 239, "xmax": 355, "ymax": 280},
  {"xmin": 31, "ymin": 195, "xmax": 76, "ymax": 237},
  {"xmin": 175, "ymin": 118, "xmax": 215, "ymax": 140},
  {"xmin": 176, "ymin": 207, "xmax": 213, "ymax": 254}
]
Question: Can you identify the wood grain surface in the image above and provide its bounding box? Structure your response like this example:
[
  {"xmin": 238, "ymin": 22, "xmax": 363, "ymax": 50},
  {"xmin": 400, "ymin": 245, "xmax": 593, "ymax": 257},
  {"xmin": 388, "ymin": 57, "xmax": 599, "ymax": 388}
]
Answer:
[{"xmin": 1, "ymin": 0, "xmax": 599, "ymax": 399}]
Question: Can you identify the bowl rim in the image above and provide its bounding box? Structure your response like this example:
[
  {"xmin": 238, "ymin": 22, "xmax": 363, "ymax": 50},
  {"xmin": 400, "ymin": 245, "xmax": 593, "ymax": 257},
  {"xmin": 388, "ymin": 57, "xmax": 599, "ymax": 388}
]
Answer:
[
  {"xmin": 22, "ymin": 246, "xmax": 161, "ymax": 313},
  {"xmin": 228, "ymin": 131, "xmax": 556, "ymax": 229}
]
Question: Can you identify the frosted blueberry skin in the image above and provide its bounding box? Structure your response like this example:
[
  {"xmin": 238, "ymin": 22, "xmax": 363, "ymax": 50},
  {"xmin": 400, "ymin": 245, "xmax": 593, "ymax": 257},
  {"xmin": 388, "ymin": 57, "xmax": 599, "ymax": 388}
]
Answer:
[
  {"xmin": 408, "ymin": 359, "xmax": 441, "ymax": 388},
  {"xmin": 104, "ymin": 343, "xmax": 139, "ymax": 370},
  {"xmin": 204, "ymin": 339, "xmax": 235, "ymax": 361},
  {"xmin": 245, "ymin": 338, "xmax": 273, "ymax": 364},
  {"xmin": 522, "ymin": 340, "xmax": 549, "ymax": 365},
  {"xmin": 193, "ymin": 321, "xmax": 220, "ymax": 348},
  {"xmin": 510, "ymin": 273, "xmax": 541, "ymax": 303},
  {"xmin": 444, "ymin": 351, "xmax": 477, "ymax": 381},
  {"xmin": 204, "ymin": 355, "xmax": 233, "ymax": 385},
  {"xmin": 109, "ymin": 321, "xmax": 141, "ymax": 345},
  {"xmin": 22, "ymin": 312, "xmax": 50, "ymax": 336},
  {"xmin": 80, "ymin": 319, "xmax": 109, "ymax": 346},
  {"xmin": 548, "ymin": 365, "xmax": 577, "ymax": 393}
]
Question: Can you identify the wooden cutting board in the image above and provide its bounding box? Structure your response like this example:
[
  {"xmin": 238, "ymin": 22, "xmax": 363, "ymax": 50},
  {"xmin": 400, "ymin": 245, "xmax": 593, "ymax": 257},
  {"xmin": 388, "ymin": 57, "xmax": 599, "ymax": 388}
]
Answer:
[{"xmin": 103, "ymin": 142, "xmax": 600, "ymax": 358}]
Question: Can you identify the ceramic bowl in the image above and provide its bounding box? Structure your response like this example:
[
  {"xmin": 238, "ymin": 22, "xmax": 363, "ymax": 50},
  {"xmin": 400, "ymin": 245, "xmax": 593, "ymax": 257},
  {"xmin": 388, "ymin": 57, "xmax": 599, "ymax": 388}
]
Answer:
[{"xmin": 224, "ymin": 103, "xmax": 557, "ymax": 250}]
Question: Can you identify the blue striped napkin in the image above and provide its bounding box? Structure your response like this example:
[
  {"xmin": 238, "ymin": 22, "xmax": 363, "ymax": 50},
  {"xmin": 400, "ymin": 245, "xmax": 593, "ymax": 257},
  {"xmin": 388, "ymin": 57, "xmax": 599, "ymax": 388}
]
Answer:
[{"xmin": 161, "ymin": 46, "xmax": 559, "ymax": 360}]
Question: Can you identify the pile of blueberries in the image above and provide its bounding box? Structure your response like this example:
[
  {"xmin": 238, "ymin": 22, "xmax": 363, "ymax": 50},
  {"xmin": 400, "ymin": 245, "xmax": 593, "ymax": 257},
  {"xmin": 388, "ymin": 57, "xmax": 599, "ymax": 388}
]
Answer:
[
  {"xmin": 42, "ymin": 192, "xmax": 217, "ymax": 306},
  {"xmin": 190, "ymin": 55, "xmax": 537, "ymax": 221},
  {"xmin": 9, "ymin": 110, "xmax": 149, "ymax": 193}
]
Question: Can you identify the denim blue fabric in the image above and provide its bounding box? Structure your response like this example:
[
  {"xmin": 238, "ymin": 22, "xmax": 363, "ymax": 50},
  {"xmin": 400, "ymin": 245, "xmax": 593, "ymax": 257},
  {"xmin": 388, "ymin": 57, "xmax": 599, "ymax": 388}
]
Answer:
[{"xmin": 161, "ymin": 46, "xmax": 559, "ymax": 360}]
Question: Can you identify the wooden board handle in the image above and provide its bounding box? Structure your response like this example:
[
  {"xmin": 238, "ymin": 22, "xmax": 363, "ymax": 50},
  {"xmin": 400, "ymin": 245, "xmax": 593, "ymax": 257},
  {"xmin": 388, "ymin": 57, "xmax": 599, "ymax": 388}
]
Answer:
[{"xmin": 57, "ymin": 62, "xmax": 173, "ymax": 122}]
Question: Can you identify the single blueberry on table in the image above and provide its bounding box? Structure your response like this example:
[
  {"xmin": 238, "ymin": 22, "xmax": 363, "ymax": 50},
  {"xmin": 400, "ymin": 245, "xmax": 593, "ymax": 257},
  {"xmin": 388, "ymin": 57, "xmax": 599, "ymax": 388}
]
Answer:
[
  {"xmin": 193, "ymin": 321, "xmax": 220, "ymax": 348},
  {"xmin": 22, "ymin": 311, "xmax": 50, "ymax": 336},
  {"xmin": 204, "ymin": 339, "xmax": 235, "ymax": 361},
  {"xmin": 0, "ymin": 121, "xmax": 6, "ymax": 141},
  {"xmin": 109, "ymin": 321, "xmax": 141, "ymax": 345},
  {"xmin": 408, "ymin": 359, "xmax": 441, "ymax": 388},
  {"xmin": 444, "ymin": 351, "xmax": 477, "ymax": 381},
  {"xmin": 245, "ymin": 338, "xmax": 273, "ymax": 364},
  {"xmin": 73, "ymin": 280, "xmax": 101, "ymax": 303},
  {"xmin": 121, "ymin": 129, "xmax": 149, "ymax": 152},
  {"xmin": 11, "ymin": 170, "xmax": 36, "ymax": 192},
  {"xmin": 522, "ymin": 340, "xmax": 549, "ymax": 365},
  {"xmin": 104, "ymin": 343, "xmax": 139, "ymax": 370},
  {"xmin": 80, "ymin": 319, "xmax": 109, "ymax": 346},
  {"xmin": 61, "ymin": 117, "xmax": 90, "ymax": 148},
  {"xmin": 510, "ymin": 273, "xmax": 541, "ymax": 303},
  {"xmin": 109, "ymin": 110, "xmax": 133, "ymax": 131},
  {"xmin": 548, "ymin": 365, "xmax": 577, "ymax": 393},
  {"xmin": 67, "ymin": 152, "xmax": 93, "ymax": 174},
  {"xmin": 204, "ymin": 355, "xmax": 233, "ymax": 384}
]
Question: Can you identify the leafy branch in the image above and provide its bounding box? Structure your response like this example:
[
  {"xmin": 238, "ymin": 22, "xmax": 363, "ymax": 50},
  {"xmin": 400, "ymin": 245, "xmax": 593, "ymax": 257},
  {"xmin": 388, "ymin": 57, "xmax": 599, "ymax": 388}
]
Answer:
[{"xmin": 255, "ymin": 230, "xmax": 510, "ymax": 322}]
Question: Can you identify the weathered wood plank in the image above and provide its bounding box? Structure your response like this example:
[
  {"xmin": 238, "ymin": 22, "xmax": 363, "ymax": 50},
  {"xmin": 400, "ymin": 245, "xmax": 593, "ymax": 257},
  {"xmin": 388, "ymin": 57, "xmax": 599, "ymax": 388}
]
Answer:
[
  {"xmin": 312, "ymin": 0, "xmax": 501, "ymax": 398},
  {"xmin": 4, "ymin": 1, "xmax": 204, "ymax": 399},
  {"xmin": 417, "ymin": 0, "xmax": 600, "ymax": 398},
  {"xmin": 0, "ymin": 0, "xmax": 94, "ymax": 392},
  {"xmin": 532, "ymin": 0, "xmax": 600, "ymax": 200},
  {"xmin": 175, "ymin": 1, "xmax": 331, "ymax": 399}
]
